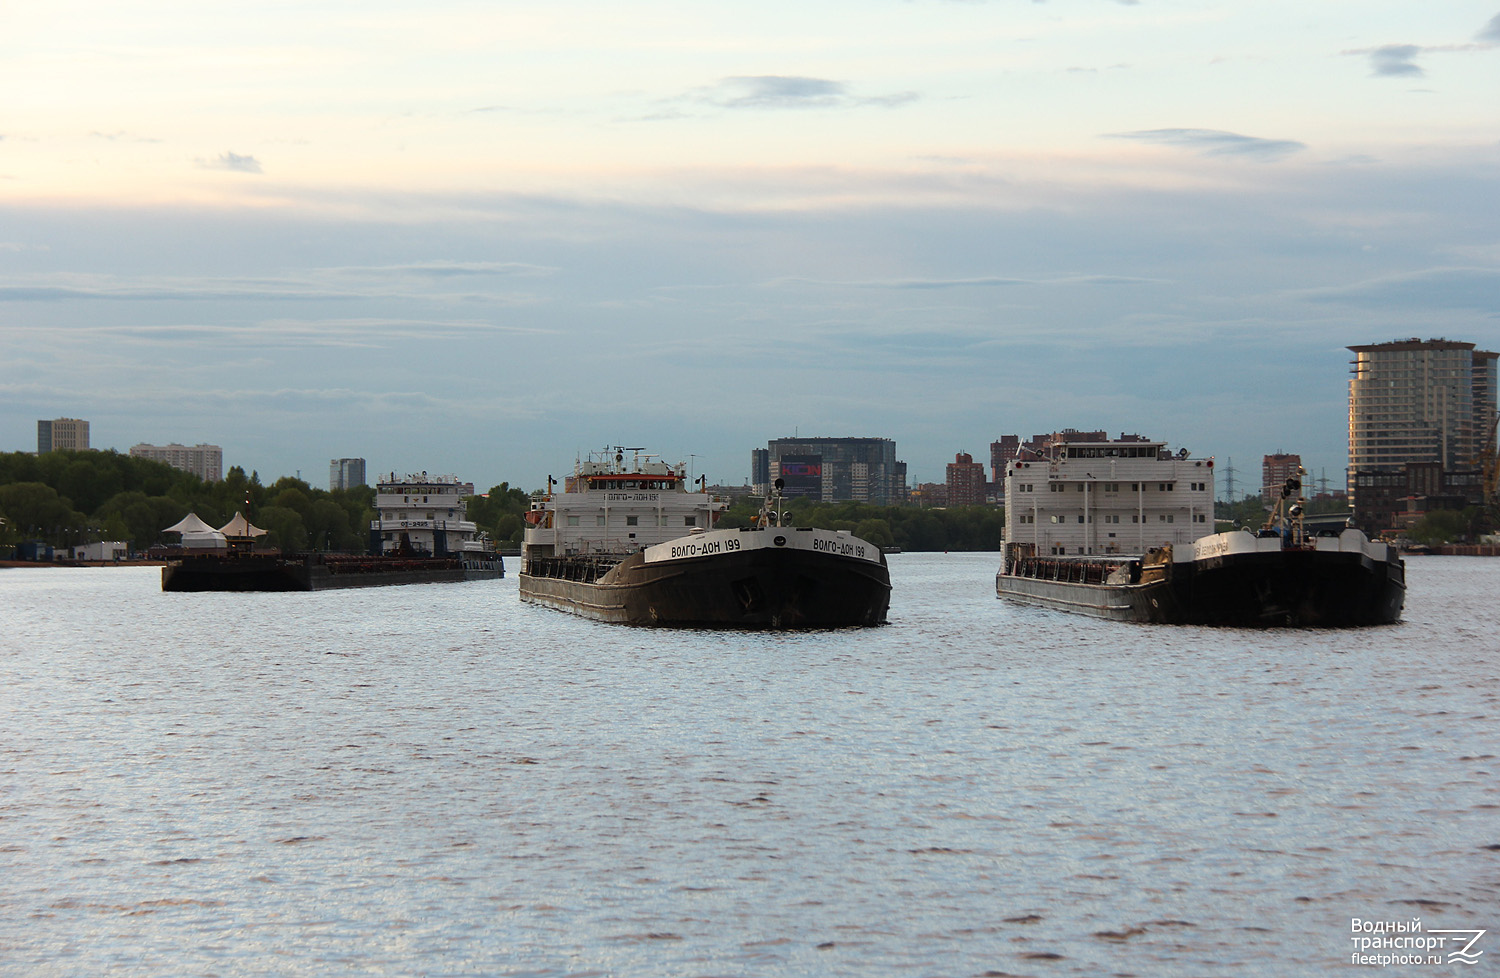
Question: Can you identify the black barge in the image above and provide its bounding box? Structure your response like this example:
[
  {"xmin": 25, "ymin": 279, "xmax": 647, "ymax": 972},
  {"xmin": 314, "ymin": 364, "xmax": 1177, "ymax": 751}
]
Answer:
[{"xmin": 162, "ymin": 550, "xmax": 503, "ymax": 592}]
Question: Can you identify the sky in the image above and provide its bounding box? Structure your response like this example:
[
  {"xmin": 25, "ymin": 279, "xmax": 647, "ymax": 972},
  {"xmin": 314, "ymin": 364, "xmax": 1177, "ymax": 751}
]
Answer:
[{"xmin": 3, "ymin": 1, "xmax": 1498, "ymax": 497}]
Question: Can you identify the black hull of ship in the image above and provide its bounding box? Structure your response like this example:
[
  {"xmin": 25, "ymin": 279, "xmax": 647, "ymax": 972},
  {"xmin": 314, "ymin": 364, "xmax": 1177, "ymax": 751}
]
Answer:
[
  {"xmin": 997, "ymin": 548, "xmax": 1404, "ymax": 627},
  {"xmin": 520, "ymin": 547, "xmax": 890, "ymax": 628},
  {"xmin": 162, "ymin": 552, "xmax": 503, "ymax": 592}
]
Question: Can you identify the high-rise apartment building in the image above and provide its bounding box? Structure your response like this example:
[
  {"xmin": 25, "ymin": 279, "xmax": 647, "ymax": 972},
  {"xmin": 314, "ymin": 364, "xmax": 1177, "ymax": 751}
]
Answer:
[
  {"xmin": 758, "ymin": 437, "xmax": 904, "ymax": 503},
  {"xmin": 330, "ymin": 457, "xmax": 367, "ymax": 491},
  {"xmin": 1348, "ymin": 338, "xmax": 1497, "ymax": 475},
  {"xmin": 1475, "ymin": 349, "xmax": 1499, "ymax": 443},
  {"xmin": 989, "ymin": 436, "xmax": 1021, "ymax": 483},
  {"xmin": 129, "ymin": 443, "xmax": 223, "ymax": 482},
  {"xmin": 946, "ymin": 452, "xmax": 988, "ymax": 506},
  {"xmin": 37, "ymin": 418, "xmax": 90, "ymax": 452},
  {"xmin": 1261, "ymin": 453, "xmax": 1302, "ymax": 503},
  {"xmin": 1347, "ymin": 338, "xmax": 1498, "ymax": 530},
  {"xmin": 750, "ymin": 449, "xmax": 770, "ymax": 494}
]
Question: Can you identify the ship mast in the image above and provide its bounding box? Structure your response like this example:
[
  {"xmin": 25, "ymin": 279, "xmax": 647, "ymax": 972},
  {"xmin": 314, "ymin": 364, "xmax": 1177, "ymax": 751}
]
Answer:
[
  {"xmin": 757, "ymin": 478, "xmax": 787, "ymax": 527},
  {"xmin": 1262, "ymin": 466, "xmax": 1307, "ymax": 545}
]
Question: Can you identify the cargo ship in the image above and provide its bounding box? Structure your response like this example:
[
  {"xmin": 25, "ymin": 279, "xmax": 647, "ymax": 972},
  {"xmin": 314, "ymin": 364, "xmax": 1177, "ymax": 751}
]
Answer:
[
  {"xmin": 994, "ymin": 430, "xmax": 1404, "ymax": 626},
  {"xmin": 519, "ymin": 447, "xmax": 890, "ymax": 627},
  {"xmin": 161, "ymin": 472, "xmax": 503, "ymax": 591}
]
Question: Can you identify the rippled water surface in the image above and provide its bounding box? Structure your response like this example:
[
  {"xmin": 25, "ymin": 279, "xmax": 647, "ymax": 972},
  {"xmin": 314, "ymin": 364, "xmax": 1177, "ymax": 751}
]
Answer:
[{"xmin": 2, "ymin": 555, "xmax": 1496, "ymax": 977}]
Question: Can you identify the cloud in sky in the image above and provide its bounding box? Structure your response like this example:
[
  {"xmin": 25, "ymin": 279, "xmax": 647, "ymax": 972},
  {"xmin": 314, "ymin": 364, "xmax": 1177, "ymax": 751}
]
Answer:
[
  {"xmin": 0, "ymin": 282, "xmax": 353, "ymax": 302},
  {"xmin": 3, "ymin": 317, "xmax": 549, "ymax": 352},
  {"xmin": 0, "ymin": 265, "xmax": 551, "ymax": 305},
  {"xmin": 90, "ymin": 130, "xmax": 163, "ymax": 143},
  {"xmin": 9, "ymin": 138, "xmax": 1495, "ymax": 492},
  {"xmin": 1105, "ymin": 128, "xmax": 1306, "ymax": 160},
  {"xmin": 764, "ymin": 273, "xmax": 1165, "ymax": 291},
  {"xmin": 1349, "ymin": 13, "xmax": 1500, "ymax": 78},
  {"xmin": 3, "ymin": 2, "xmax": 1499, "ymax": 491},
  {"xmin": 317, "ymin": 261, "xmax": 558, "ymax": 280},
  {"xmin": 199, "ymin": 151, "xmax": 262, "ymax": 174},
  {"xmin": 1366, "ymin": 44, "xmax": 1425, "ymax": 77},
  {"xmin": 1293, "ymin": 267, "xmax": 1500, "ymax": 312},
  {"xmin": 710, "ymin": 76, "xmax": 918, "ymax": 110}
]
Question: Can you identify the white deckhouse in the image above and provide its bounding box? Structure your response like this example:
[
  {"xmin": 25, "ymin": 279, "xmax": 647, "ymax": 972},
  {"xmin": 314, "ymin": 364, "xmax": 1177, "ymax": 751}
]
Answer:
[
  {"xmin": 370, "ymin": 472, "xmax": 489, "ymax": 556},
  {"xmin": 1003, "ymin": 432, "xmax": 1215, "ymax": 556}
]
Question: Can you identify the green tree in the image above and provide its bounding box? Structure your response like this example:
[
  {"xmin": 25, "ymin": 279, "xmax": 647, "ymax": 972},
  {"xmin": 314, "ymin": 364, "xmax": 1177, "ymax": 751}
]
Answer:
[
  {"xmin": 0, "ymin": 482, "xmax": 87, "ymax": 546},
  {"xmin": 256, "ymin": 505, "xmax": 309, "ymax": 551},
  {"xmin": 272, "ymin": 486, "xmax": 313, "ymax": 519},
  {"xmin": 334, "ymin": 487, "xmax": 375, "ymax": 554},
  {"xmin": 716, "ymin": 505, "xmax": 755, "ymax": 530},
  {"xmin": 306, "ymin": 498, "xmax": 361, "ymax": 551},
  {"xmin": 57, "ymin": 458, "xmax": 121, "ymax": 514},
  {"xmin": 0, "ymin": 452, "xmax": 376, "ymax": 552},
  {"xmin": 493, "ymin": 513, "xmax": 524, "ymax": 549},
  {"xmin": 854, "ymin": 518, "xmax": 895, "ymax": 549},
  {"xmin": 1407, "ymin": 508, "xmax": 1472, "ymax": 546},
  {"xmin": 96, "ymin": 491, "xmax": 190, "ymax": 549},
  {"xmin": 215, "ymin": 466, "xmax": 261, "ymax": 519},
  {"xmin": 98, "ymin": 513, "xmax": 131, "ymax": 544},
  {"xmin": 897, "ymin": 512, "xmax": 949, "ymax": 551},
  {"xmin": 467, "ymin": 482, "xmax": 535, "ymax": 549},
  {"xmin": 0, "ymin": 452, "xmax": 41, "ymax": 486}
]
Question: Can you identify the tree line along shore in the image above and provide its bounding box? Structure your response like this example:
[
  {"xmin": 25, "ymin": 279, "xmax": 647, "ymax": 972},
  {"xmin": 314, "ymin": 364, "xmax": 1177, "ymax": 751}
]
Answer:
[
  {"xmin": 1, "ymin": 450, "xmax": 1013, "ymax": 554},
  {"xmin": 14, "ymin": 449, "xmax": 1447, "ymax": 556}
]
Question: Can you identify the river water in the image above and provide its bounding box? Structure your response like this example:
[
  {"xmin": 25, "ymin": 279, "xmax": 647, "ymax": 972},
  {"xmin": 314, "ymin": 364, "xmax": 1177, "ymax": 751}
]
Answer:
[{"xmin": 1, "ymin": 554, "xmax": 1495, "ymax": 977}]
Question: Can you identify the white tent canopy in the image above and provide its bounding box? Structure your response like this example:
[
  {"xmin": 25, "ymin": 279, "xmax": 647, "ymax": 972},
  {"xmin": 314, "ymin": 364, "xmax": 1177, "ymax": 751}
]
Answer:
[
  {"xmin": 162, "ymin": 512, "xmax": 218, "ymax": 535},
  {"xmin": 219, "ymin": 513, "xmax": 268, "ymax": 538},
  {"xmin": 163, "ymin": 511, "xmax": 228, "ymax": 549}
]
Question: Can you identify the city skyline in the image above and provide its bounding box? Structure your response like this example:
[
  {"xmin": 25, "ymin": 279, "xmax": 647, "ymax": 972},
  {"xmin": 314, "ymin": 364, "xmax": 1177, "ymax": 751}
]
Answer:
[
  {"xmin": 14, "ymin": 421, "xmax": 1364, "ymax": 503},
  {"xmin": 4, "ymin": 2, "xmax": 1499, "ymax": 491}
]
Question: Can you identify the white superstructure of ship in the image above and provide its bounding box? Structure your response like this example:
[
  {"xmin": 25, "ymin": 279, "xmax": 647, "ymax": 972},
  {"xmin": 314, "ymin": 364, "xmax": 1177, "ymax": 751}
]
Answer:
[
  {"xmin": 521, "ymin": 448, "xmax": 727, "ymax": 556},
  {"xmin": 370, "ymin": 471, "xmax": 492, "ymax": 557},
  {"xmin": 1003, "ymin": 431, "xmax": 1215, "ymax": 556}
]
